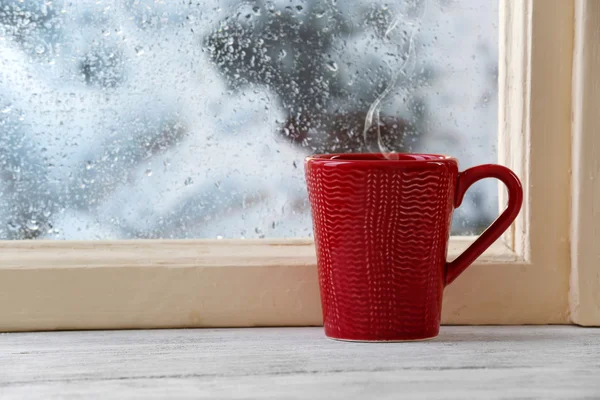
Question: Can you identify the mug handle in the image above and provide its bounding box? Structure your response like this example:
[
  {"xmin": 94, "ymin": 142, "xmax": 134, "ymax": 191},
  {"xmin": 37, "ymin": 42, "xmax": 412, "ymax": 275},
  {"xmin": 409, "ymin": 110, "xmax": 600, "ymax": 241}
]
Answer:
[{"xmin": 445, "ymin": 164, "xmax": 523, "ymax": 286}]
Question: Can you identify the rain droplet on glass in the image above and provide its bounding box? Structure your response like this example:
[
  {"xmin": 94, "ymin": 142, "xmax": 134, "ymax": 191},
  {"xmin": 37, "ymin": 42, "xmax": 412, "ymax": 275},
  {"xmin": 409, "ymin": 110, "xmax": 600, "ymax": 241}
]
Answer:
[
  {"xmin": 26, "ymin": 220, "xmax": 39, "ymax": 231},
  {"xmin": 326, "ymin": 61, "xmax": 338, "ymax": 72}
]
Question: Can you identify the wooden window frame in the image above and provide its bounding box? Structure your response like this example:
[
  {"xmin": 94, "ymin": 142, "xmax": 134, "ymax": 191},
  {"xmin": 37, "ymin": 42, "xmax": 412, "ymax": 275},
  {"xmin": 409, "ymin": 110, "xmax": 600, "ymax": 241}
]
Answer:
[
  {"xmin": 569, "ymin": 0, "xmax": 600, "ymax": 326},
  {"xmin": 0, "ymin": 0, "xmax": 598, "ymax": 331}
]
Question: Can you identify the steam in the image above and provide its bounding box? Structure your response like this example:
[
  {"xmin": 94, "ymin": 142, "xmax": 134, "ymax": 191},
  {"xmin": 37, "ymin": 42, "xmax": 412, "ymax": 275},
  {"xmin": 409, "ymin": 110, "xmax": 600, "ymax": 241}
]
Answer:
[{"xmin": 363, "ymin": 1, "xmax": 426, "ymax": 158}]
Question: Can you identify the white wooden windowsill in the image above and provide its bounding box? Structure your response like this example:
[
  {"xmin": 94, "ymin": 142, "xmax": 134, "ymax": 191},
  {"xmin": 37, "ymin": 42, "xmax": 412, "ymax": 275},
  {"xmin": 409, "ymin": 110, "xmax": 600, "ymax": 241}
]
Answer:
[{"xmin": 1, "ymin": 326, "xmax": 598, "ymax": 399}]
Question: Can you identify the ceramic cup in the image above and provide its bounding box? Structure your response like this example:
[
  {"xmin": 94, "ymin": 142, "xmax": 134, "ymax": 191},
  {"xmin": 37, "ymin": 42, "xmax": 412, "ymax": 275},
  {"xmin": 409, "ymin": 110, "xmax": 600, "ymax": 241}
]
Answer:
[{"xmin": 304, "ymin": 153, "xmax": 523, "ymax": 341}]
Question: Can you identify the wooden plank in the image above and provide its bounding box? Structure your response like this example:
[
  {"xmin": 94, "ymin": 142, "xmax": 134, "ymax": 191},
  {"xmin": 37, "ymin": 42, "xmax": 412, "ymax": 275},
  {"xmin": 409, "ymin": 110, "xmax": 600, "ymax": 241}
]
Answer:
[
  {"xmin": 2, "ymin": 238, "xmax": 545, "ymax": 332},
  {"xmin": 0, "ymin": 327, "xmax": 599, "ymax": 399},
  {"xmin": 570, "ymin": 0, "xmax": 600, "ymax": 326},
  {"xmin": 526, "ymin": 0, "xmax": 573, "ymax": 272},
  {"xmin": 498, "ymin": 0, "xmax": 530, "ymax": 254},
  {"xmin": 0, "ymin": 237, "xmax": 513, "ymax": 269}
]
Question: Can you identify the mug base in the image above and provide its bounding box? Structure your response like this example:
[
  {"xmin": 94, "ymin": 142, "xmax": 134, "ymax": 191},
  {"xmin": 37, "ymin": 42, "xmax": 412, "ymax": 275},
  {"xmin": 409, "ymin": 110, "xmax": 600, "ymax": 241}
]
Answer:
[{"xmin": 326, "ymin": 335, "xmax": 437, "ymax": 343}]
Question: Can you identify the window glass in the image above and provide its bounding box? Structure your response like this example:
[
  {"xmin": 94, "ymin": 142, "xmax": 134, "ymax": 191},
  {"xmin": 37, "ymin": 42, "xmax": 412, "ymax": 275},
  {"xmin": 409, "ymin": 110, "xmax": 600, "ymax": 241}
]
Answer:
[{"xmin": 0, "ymin": 0, "xmax": 498, "ymax": 239}]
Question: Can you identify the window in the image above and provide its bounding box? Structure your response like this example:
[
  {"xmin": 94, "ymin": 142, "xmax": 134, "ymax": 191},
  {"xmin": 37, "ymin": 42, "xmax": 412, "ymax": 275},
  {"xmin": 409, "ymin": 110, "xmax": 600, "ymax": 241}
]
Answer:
[
  {"xmin": 0, "ymin": 0, "xmax": 597, "ymax": 331},
  {"xmin": 1, "ymin": 0, "xmax": 497, "ymax": 239}
]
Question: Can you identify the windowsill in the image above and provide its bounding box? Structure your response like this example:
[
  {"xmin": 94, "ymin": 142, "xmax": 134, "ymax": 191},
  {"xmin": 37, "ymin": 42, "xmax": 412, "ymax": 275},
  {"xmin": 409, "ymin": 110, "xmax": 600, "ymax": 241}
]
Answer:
[{"xmin": 1, "ymin": 326, "xmax": 597, "ymax": 398}]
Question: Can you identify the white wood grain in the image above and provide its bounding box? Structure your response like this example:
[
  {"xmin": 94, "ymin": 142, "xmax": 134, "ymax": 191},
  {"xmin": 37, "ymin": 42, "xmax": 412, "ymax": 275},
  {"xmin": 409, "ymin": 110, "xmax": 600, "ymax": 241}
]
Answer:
[
  {"xmin": 0, "ymin": 327, "xmax": 599, "ymax": 399},
  {"xmin": 570, "ymin": 0, "xmax": 600, "ymax": 326}
]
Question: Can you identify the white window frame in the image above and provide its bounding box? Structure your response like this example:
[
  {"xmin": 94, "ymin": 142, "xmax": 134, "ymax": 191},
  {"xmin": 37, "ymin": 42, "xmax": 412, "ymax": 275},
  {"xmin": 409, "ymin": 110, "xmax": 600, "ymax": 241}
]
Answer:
[
  {"xmin": 0, "ymin": 0, "xmax": 598, "ymax": 331},
  {"xmin": 570, "ymin": 0, "xmax": 600, "ymax": 326}
]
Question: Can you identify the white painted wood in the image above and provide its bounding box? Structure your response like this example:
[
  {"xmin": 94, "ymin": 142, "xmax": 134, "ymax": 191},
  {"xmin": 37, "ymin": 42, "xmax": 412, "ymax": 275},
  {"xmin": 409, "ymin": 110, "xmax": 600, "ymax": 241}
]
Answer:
[
  {"xmin": 0, "ymin": 238, "xmax": 524, "ymax": 332},
  {"xmin": 501, "ymin": 0, "xmax": 574, "ymax": 264},
  {"xmin": 498, "ymin": 0, "xmax": 530, "ymax": 255},
  {"xmin": 524, "ymin": 0, "xmax": 573, "ymax": 278},
  {"xmin": 0, "ymin": 0, "xmax": 582, "ymax": 331},
  {"xmin": 570, "ymin": 0, "xmax": 600, "ymax": 326},
  {"xmin": 0, "ymin": 327, "xmax": 599, "ymax": 399},
  {"xmin": 491, "ymin": 0, "xmax": 573, "ymax": 318}
]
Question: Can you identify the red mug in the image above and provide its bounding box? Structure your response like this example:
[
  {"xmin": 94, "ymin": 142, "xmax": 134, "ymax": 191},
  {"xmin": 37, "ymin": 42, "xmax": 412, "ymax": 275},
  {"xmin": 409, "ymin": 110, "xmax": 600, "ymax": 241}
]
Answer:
[{"xmin": 305, "ymin": 153, "xmax": 523, "ymax": 341}]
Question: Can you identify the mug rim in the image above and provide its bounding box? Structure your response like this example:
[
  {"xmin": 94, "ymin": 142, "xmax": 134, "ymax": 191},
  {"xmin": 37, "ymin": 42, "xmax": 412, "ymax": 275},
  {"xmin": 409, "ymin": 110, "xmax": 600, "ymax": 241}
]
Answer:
[{"xmin": 305, "ymin": 153, "xmax": 458, "ymax": 165}]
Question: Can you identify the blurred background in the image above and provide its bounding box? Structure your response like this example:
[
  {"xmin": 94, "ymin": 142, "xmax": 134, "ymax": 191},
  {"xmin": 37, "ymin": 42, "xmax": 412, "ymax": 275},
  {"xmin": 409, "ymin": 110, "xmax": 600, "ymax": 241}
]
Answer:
[{"xmin": 0, "ymin": 0, "xmax": 498, "ymax": 240}]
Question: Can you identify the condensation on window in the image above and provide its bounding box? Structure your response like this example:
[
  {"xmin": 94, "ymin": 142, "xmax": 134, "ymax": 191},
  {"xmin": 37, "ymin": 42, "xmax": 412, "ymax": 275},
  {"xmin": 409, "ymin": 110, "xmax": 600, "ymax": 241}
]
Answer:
[{"xmin": 0, "ymin": 0, "xmax": 498, "ymax": 240}]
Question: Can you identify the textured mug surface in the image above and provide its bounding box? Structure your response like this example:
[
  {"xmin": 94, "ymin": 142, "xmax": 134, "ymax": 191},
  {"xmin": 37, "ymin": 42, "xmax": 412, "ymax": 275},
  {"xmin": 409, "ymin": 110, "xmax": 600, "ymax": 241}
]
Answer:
[{"xmin": 305, "ymin": 153, "xmax": 523, "ymax": 341}]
